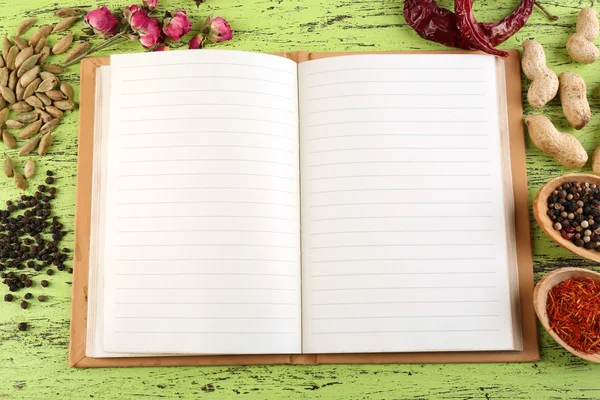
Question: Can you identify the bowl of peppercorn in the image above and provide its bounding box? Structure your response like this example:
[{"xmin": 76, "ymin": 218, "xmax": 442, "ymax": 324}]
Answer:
[{"xmin": 534, "ymin": 174, "xmax": 600, "ymax": 263}]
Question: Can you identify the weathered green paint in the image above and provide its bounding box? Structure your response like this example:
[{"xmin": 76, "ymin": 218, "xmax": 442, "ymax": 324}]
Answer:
[{"xmin": 1, "ymin": 0, "xmax": 600, "ymax": 398}]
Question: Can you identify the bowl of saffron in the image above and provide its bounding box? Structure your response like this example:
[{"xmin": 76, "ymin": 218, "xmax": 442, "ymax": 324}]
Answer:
[{"xmin": 534, "ymin": 267, "xmax": 600, "ymax": 362}]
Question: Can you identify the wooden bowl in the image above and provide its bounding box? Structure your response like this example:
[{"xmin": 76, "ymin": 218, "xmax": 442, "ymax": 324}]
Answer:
[
  {"xmin": 533, "ymin": 173, "xmax": 600, "ymax": 263},
  {"xmin": 533, "ymin": 267, "xmax": 600, "ymax": 362}
]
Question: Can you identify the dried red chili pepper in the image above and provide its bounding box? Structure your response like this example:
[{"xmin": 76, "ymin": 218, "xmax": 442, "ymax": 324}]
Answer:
[
  {"xmin": 403, "ymin": 0, "xmax": 477, "ymax": 51},
  {"xmin": 403, "ymin": 0, "xmax": 556, "ymax": 56},
  {"xmin": 479, "ymin": 0, "xmax": 535, "ymax": 46},
  {"xmin": 455, "ymin": 0, "xmax": 509, "ymax": 57}
]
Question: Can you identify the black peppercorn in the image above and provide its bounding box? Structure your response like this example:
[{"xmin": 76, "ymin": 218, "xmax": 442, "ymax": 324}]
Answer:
[
  {"xmin": 67, "ymin": 268, "xmax": 73, "ymax": 274},
  {"xmin": 38, "ymin": 295, "xmax": 46, "ymax": 302},
  {"xmin": 46, "ymin": 170, "xmax": 53, "ymax": 176},
  {"xmin": 37, "ymin": 185, "xmax": 46, "ymax": 192},
  {"xmin": 9, "ymin": 284, "xmax": 18, "ymax": 292},
  {"xmin": 20, "ymin": 300, "xmax": 28, "ymax": 309},
  {"xmin": 18, "ymin": 322, "xmax": 27, "ymax": 331},
  {"xmin": 46, "ymin": 269, "xmax": 54, "ymax": 276},
  {"xmin": 40, "ymin": 280, "xmax": 48, "ymax": 287},
  {"xmin": 45, "ymin": 177, "xmax": 54, "ymax": 185},
  {"xmin": 4, "ymin": 293, "xmax": 13, "ymax": 302},
  {"xmin": 48, "ymin": 187, "xmax": 56, "ymax": 195},
  {"xmin": 24, "ymin": 293, "xmax": 32, "ymax": 300},
  {"xmin": 24, "ymin": 279, "xmax": 32, "ymax": 287}
]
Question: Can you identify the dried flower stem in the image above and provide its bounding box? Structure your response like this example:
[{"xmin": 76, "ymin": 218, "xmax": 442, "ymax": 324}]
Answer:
[{"xmin": 63, "ymin": 32, "xmax": 128, "ymax": 67}]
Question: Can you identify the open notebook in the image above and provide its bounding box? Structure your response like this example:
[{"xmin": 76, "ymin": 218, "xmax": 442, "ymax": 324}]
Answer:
[{"xmin": 70, "ymin": 49, "xmax": 537, "ymax": 367}]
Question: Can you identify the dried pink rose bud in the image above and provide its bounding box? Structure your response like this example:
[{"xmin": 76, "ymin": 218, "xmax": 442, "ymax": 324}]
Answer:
[
  {"xmin": 189, "ymin": 33, "xmax": 204, "ymax": 49},
  {"xmin": 138, "ymin": 17, "xmax": 162, "ymax": 48},
  {"xmin": 155, "ymin": 45, "xmax": 170, "ymax": 51},
  {"xmin": 163, "ymin": 9, "xmax": 192, "ymax": 42},
  {"xmin": 203, "ymin": 15, "xmax": 233, "ymax": 43},
  {"xmin": 124, "ymin": 5, "xmax": 148, "ymax": 32},
  {"xmin": 142, "ymin": 0, "xmax": 159, "ymax": 11},
  {"xmin": 85, "ymin": 6, "xmax": 119, "ymax": 37}
]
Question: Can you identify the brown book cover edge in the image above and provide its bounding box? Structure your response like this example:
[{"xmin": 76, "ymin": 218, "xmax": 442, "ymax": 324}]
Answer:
[{"xmin": 70, "ymin": 50, "xmax": 538, "ymax": 368}]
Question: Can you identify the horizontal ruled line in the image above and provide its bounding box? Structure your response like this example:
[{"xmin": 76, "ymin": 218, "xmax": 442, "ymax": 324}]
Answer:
[
  {"xmin": 311, "ymin": 300, "xmax": 498, "ymax": 306},
  {"xmin": 120, "ymin": 130, "xmax": 294, "ymax": 139},
  {"xmin": 121, "ymin": 61, "xmax": 294, "ymax": 74},
  {"xmin": 309, "ymin": 174, "xmax": 490, "ymax": 180},
  {"xmin": 307, "ymin": 122, "xmax": 487, "ymax": 128},
  {"xmin": 311, "ymin": 271, "xmax": 496, "ymax": 277},
  {"xmin": 115, "ymin": 316, "xmax": 296, "ymax": 320},
  {"xmin": 307, "ymin": 106, "xmax": 486, "ymax": 115},
  {"xmin": 308, "ymin": 80, "xmax": 485, "ymax": 88},
  {"xmin": 121, "ymin": 89, "xmax": 294, "ymax": 100},
  {"xmin": 121, "ymin": 103, "xmax": 294, "ymax": 112},
  {"xmin": 311, "ymin": 329, "xmax": 499, "ymax": 334},
  {"xmin": 115, "ymin": 287, "xmax": 296, "ymax": 291},
  {"xmin": 116, "ymin": 258, "xmax": 296, "ymax": 262},
  {"xmin": 114, "ymin": 331, "xmax": 296, "ymax": 334},
  {"xmin": 311, "ymin": 258, "xmax": 495, "ymax": 264},
  {"xmin": 116, "ymin": 272, "xmax": 297, "ymax": 277},
  {"xmin": 310, "ymin": 188, "xmax": 491, "ymax": 194},
  {"xmin": 115, "ymin": 215, "xmax": 293, "ymax": 220},
  {"xmin": 310, "ymin": 202, "xmax": 492, "ymax": 208},
  {"xmin": 306, "ymin": 67, "xmax": 484, "ymax": 76},
  {"xmin": 310, "ymin": 216, "xmax": 492, "ymax": 221},
  {"xmin": 310, "ymin": 229, "xmax": 493, "ymax": 235},
  {"xmin": 308, "ymin": 161, "xmax": 489, "ymax": 167},
  {"xmin": 308, "ymin": 147, "xmax": 487, "ymax": 153},
  {"xmin": 123, "ymin": 75, "xmax": 293, "ymax": 86},
  {"xmin": 119, "ymin": 144, "xmax": 292, "ymax": 152},
  {"xmin": 119, "ymin": 158, "xmax": 295, "ymax": 166},
  {"xmin": 118, "ymin": 173, "xmax": 293, "ymax": 180},
  {"xmin": 120, "ymin": 117, "xmax": 295, "ymax": 127},
  {"xmin": 118, "ymin": 200, "xmax": 294, "ymax": 206},
  {"xmin": 311, "ymin": 315, "xmax": 498, "ymax": 320},
  {"xmin": 308, "ymin": 94, "xmax": 485, "ymax": 101},
  {"xmin": 117, "ymin": 229, "xmax": 294, "ymax": 234},
  {"xmin": 118, "ymin": 187, "xmax": 295, "ymax": 193},
  {"xmin": 311, "ymin": 286, "xmax": 496, "ymax": 291},
  {"xmin": 308, "ymin": 133, "xmax": 487, "ymax": 140},
  {"xmin": 116, "ymin": 302, "xmax": 296, "ymax": 305},
  {"xmin": 115, "ymin": 243, "xmax": 296, "ymax": 248},
  {"xmin": 310, "ymin": 243, "xmax": 493, "ymax": 249}
]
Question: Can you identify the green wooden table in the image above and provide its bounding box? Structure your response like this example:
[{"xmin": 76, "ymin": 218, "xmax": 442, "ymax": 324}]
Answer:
[{"xmin": 1, "ymin": 0, "xmax": 599, "ymax": 398}]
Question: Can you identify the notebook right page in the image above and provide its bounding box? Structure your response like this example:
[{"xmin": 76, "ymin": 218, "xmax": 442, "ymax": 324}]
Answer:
[{"xmin": 298, "ymin": 54, "xmax": 518, "ymax": 353}]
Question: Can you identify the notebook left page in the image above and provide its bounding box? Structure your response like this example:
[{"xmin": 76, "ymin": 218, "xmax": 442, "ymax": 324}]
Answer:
[{"xmin": 101, "ymin": 50, "xmax": 301, "ymax": 355}]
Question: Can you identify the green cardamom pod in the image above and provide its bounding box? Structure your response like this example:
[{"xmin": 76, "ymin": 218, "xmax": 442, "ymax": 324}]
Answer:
[
  {"xmin": 53, "ymin": 99, "xmax": 76, "ymax": 111},
  {"xmin": 64, "ymin": 42, "xmax": 90, "ymax": 64},
  {"xmin": 18, "ymin": 134, "xmax": 40, "ymax": 156},
  {"xmin": 14, "ymin": 170, "xmax": 27, "ymax": 190},
  {"xmin": 2, "ymin": 130, "xmax": 16, "ymax": 149},
  {"xmin": 14, "ymin": 46, "xmax": 33, "ymax": 70},
  {"xmin": 38, "ymin": 132, "xmax": 52, "ymax": 156},
  {"xmin": 3, "ymin": 155, "xmax": 13, "ymax": 177},
  {"xmin": 52, "ymin": 16, "xmax": 79, "ymax": 34},
  {"xmin": 24, "ymin": 158, "xmax": 35, "ymax": 179},
  {"xmin": 16, "ymin": 18, "xmax": 36, "ymax": 36},
  {"xmin": 11, "ymin": 36, "xmax": 28, "ymax": 50},
  {"xmin": 15, "ymin": 111, "xmax": 39, "ymax": 124},
  {"xmin": 18, "ymin": 119, "xmax": 42, "ymax": 139},
  {"xmin": 52, "ymin": 33, "xmax": 73, "ymax": 55}
]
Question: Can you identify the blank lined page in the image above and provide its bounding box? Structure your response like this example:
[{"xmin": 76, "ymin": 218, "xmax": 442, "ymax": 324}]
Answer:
[
  {"xmin": 101, "ymin": 50, "xmax": 301, "ymax": 354},
  {"xmin": 298, "ymin": 54, "xmax": 517, "ymax": 353}
]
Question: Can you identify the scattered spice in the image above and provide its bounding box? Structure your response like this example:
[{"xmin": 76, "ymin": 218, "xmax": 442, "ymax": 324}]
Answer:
[
  {"xmin": 1, "ymin": 171, "xmax": 69, "ymax": 305},
  {"xmin": 547, "ymin": 182, "xmax": 600, "ymax": 250},
  {"xmin": 547, "ymin": 276, "xmax": 600, "ymax": 354},
  {"xmin": 37, "ymin": 295, "xmax": 45, "ymax": 302},
  {"xmin": 20, "ymin": 300, "xmax": 28, "ymax": 309},
  {"xmin": 3, "ymin": 293, "xmax": 12, "ymax": 302},
  {"xmin": 17, "ymin": 322, "xmax": 27, "ymax": 331}
]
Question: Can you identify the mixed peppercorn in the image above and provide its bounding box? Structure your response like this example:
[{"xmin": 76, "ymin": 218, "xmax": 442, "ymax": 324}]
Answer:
[
  {"xmin": 0, "ymin": 170, "xmax": 69, "ymax": 331},
  {"xmin": 547, "ymin": 182, "xmax": 600, "ymax": 249}
]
